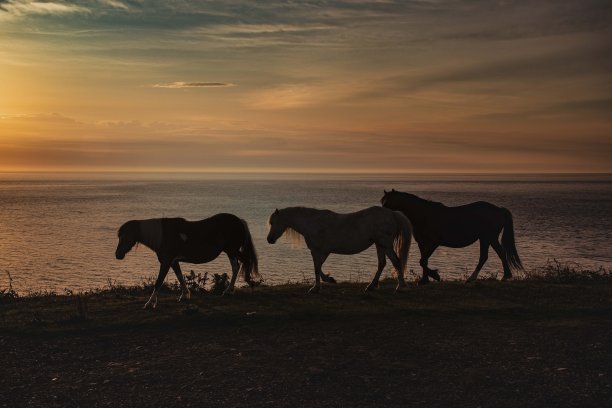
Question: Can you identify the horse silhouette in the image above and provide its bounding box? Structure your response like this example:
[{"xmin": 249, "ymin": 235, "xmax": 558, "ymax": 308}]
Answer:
[
  {"xmin": 381, "ymin": 190, "xmax": 522, "ymax": 283},
  {"xmin": 267, "ymin": 206, "xmax": 412, "ymax": 292},
  {"xmin": 115, "ymin": 213, "xmax": 259, "ymax": 308}
]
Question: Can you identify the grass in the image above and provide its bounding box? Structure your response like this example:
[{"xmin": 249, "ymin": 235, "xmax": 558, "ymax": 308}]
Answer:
[
  {"xmin": 0, "ymin": 261, "xmax": 610, "ymax": 334},
  {"xmin": 3, "ymin": 260, "xmax": 609, "ymax": 301},
  {"xmin": 0, "ymin": 261, "xmax": 609, "ymax": 334},
  {"xmin": 0, "ymin": 269, "xmax": 222, "ymax": 301},
  {"xmin": 0, "ymin": 271, "xmax": 18, "ymax": 302},
  {"xmin": 521, "ymin": 259, "xmax": 611, "ymax": 283}
]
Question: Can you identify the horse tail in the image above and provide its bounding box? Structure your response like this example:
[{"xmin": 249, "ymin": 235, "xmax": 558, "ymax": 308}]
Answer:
[
  {"xmin": 239, "ymin": 218, "xmax": 260, "ymax": 285},
  {"xmin": 392, "ymin": 211, "xmax": 412, "ymax": 277},
  {"xmin": 501, "ymin": 208, "xmax": 523, "ymax": 271}
]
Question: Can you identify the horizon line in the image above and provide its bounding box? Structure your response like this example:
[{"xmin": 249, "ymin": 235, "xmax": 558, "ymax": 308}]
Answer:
[{"xmin": 1, "ymin": 170, "xmax": 611, "ymax": 176}]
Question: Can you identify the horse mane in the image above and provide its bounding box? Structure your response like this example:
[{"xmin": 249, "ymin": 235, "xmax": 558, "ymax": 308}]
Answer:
[
  {"xmin": 284, "ymin": 227, "xmax": 305, "ymax": 247},
  {"xmin": 139, "ymin": 218, "xmax": 163, "ymax": 250},
  {"xmin": 284, "ymin": 206, "xmax": 325, "ymax": 216},
  {"xmin": 268, "ymin": 207, "xmax": 310, "ymax": 247},
  {"xmin": 396, "ymin": 191, "xmax": 445, "ymax": 208},
  {"xmin": 118, "ymin": 220, "xmax": 138, "ymax": 237}
]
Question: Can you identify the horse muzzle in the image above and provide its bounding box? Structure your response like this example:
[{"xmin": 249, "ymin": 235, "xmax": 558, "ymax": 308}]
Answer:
[
  {"xmin": 267, "ymin": 237, "xmax": 276, "ymax": 244},
  {"xmin": 115, "ymin": 251, "xmax": 125, "ymax": 260}
]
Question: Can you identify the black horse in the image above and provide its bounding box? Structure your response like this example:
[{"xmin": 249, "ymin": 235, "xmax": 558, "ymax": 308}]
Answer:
[
  {"xmin": 381, "ymin": 189, "xmax": 522, "ymax": 284},
  {"xmin": 115, "ymin": 213, "xmax": 259, "ymax": 308}
]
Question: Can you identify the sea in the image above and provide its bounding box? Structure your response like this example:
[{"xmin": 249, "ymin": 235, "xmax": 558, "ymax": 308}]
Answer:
[{"xmin": 0, "ymin": 173, "xmax": 610, "ymax": 294}]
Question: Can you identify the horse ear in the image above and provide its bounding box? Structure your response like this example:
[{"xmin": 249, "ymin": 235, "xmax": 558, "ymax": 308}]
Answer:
[
  {"xmin": 275, "ymin": 208, "xmax": 279, "ymax": 214},
  {"xmin": 392, "ymin": 188, "xmax": 396, "ymax": 192}
]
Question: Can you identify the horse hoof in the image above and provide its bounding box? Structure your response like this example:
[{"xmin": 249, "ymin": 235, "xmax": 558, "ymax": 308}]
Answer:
[
  {"xmin": 308, "ymin": 286, "xmax": 320, "ymax": 294},
  {"xmin": 417, "ymin": 279, "xmax": 429, "ymax": 286},
  {"xmin": 328, "ymin": 277, "xmax": 337, "ymax": 284},
  {"xmin": 429, "ymin": 270, "xmax": 441, "ymax": 281},
  {"xmin": 365, "ymin": 284, "xmax": 378, "ymax": 292},
  {"xmin": 395, "ymin": 283, "xmax": 408, "ymax": 292},
  {"xmin": 502, "ymin": 274, "xmax": 513, "ymax": 281}
]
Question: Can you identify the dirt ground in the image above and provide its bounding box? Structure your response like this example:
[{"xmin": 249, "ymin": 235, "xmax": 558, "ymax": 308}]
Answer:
[{"xmin": 1, "ymin": 281, "xmax": 611, "ymax": 407}]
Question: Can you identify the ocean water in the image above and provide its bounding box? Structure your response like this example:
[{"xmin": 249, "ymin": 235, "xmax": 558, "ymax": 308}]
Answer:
[{"xmin": 0, "ymin": 173, "xmax": 610, "ymax": 293}]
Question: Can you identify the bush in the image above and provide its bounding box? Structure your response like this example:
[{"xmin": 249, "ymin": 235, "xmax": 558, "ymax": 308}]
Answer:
[
  {"xmin": 522, "ymin": 259, "xmax": 611, "ymax": 283},
  {"xmin": 211, "ymin": 273, "xmax": 229, "ymax": 295},
  {"xmin": 185, "ymin": 270, "xmax": 208, "ymax": 294}
]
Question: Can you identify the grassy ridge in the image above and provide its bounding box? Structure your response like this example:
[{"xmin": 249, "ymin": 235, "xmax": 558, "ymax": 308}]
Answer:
[
  {"xmin": 1, "ymin": 260, "xmax": 610, "ymax": 333},
  {"xmin": 1, "ymin": 278, "xmax": 611, "ymax": 334}
]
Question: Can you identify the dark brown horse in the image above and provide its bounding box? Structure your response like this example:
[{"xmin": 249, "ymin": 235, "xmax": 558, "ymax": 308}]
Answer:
[
  {"xmin": 115, "ymin": 213, "xmax": 259, "ymax": 308},
  {"xmin": 381, "ymin": 190, "xmax": 522, "ymax": 284}
]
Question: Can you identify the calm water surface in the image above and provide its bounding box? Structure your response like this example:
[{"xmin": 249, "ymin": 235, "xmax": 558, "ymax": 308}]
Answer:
[{"xmin": 0, "ymin": 173, "xmax": 610, "ymax": 293}]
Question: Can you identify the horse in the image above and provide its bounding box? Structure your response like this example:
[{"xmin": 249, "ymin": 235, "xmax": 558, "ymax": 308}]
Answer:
[
  {"xmin": 266, "ymin": 206, "xmax": 412, "ymax": 293},
  {"xmin": 115, "ymin": 213, "xmax": 259, "ymax": 308},
  {"xmin": 380, "ymin": 189, "xmax": 523, "ymax": 284}
]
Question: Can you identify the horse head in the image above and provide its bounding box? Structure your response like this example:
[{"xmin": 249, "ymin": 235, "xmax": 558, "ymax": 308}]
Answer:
[
  {"xmin": 266, "ymin": 209, "xmax": 285, "ymax": 244},
  {"xmin": 116, "ymin": 220, "xmax": 139, "ymax": 260},
  {"xmin": 381, "ymin": 188, "xmax": 394, "ymax": 205},
  {"xmin": 381, "ymin": 188, "xmax": 403, "ymax": 209}
]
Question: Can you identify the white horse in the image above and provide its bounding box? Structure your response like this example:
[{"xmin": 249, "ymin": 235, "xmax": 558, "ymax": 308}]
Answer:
[{"xmin": 267, "ymin": 206, "xmax": 412, "ymax": 293}]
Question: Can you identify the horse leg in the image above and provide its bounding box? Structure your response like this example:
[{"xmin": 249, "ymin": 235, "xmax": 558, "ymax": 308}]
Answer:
[
  {"xmin": 418, "ymin": 242, "xmax": 439, "ymax": 285},
  {"xmin": 223, "ymin": 255, "xmax": 240, "ymax": 296},
  {"xmin": 366, "ymin": 245, "xmax": 386, "ymax": 291},
  {"xmin": 309, "ymin": 251, "xmax": 326, "ymax": 293},
  {"xmin": 492, "ymin": 240, "xmax": 512, "ymax": 281},
  {"xmin": 318, "ymin": 253, "xmax": 336, "ymax": 283},
  {"xmin": 466, "ymin": 240, "xmax": 490, "ymax": 283},
  {"xmin": 171, "ymin": 262, "xmax": 190, "ymax": 302},
  {"xmin": 144, "ymin": 261, "xmax": 170, "ymax": 309},
  {"xmin": 385, "ymin": 247, "xmax": 407, "ymax": 292}
]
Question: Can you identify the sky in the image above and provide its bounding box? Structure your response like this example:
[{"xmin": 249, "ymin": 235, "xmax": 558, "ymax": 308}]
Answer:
[{"xmin": 0, "ymin": 0, "xmax": 610, "ymax": 173}]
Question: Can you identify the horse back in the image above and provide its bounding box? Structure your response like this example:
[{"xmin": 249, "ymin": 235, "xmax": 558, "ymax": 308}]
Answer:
[
  {"xmin": 431, "ymin": 201, "xmax": 506, "ymax": 246},
  {"xmin": 304, "ymin": 206, "xmax": 398, "ymax": 254},
  {"xmin": 160, "ymin": 214, "xmax": 245, "ymax": 257},
  {"xmin": 325, "ymin": 206, "xmax": 393, "ymax": 227},
  {"xmin": 319, "ymin": 206, "xmax": 399, "ymax": 241},
  {"xmin": 447, "ymin": 201, "xmax": 504, "ymax": 220},
  {"xmin": 186, "ymin": 213, "xmax": 243, "ymax": 234}
]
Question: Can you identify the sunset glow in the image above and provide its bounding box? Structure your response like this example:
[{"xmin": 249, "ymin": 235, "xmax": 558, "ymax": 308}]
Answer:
[{"xmin": 1, "ymin": 0, "xmax": 610, "ymax": 173}]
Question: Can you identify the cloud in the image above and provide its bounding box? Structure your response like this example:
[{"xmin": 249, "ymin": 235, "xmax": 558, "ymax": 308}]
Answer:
[
  {"xmin": 0, "ymin": 0, "xmax": 89, "ymax": 15},
  {"xmin": 152, "ymin": 81, "xmax": 236, "ymax": 89},
  {"xmin": 342, "ymin": 41, "xmax": 612, "ymax": 107},
  {"xmin": 0, "ymin": 112, "xmax": 81, "ymax": 124},
  {"xmin": 416, "ymin": 48, "xmax": 611, "ymax": 87},
  {"xmin": 198, "ymin": 24, "xmax": 331, "ymax": 36},
  {"xmin": 99, "ymin": 0, "xmax": 129, "ymax": 11},
  {"xmin": 473, "ymin": 98, "xmax": 612, "ymax": 122},
  {"xmin": 1, "ymin": 1, "xmax": 610, "ymax": 173},
  {"xmin": 1, "ymin": 111, "xmax": 610, "ymax": 172}
]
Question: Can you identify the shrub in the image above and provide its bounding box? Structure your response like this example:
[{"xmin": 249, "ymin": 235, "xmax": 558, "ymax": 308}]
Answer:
[
  {"xmin": 185, "ymin": 270, "xmax": 208, "ymax": 294},
  {"xmin": 211, "ymin": 273, "xmax": 229, "ymax": 295},
  {"xmin": 522, "ymin": 259, "xmax": 611, "ymax": 283}
]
